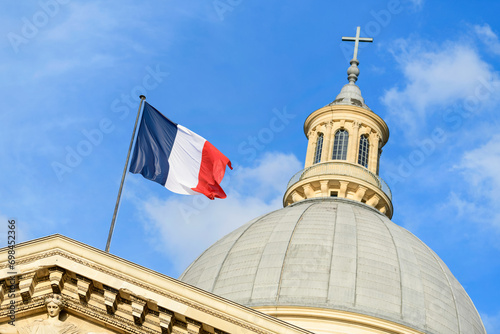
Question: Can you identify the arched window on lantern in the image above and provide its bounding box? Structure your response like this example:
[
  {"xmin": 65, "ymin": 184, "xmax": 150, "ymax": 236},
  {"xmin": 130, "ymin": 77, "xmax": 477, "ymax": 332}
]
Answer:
[
  {"xmin": 314, "ymin": 133, "xmax": 324, "ymax": 164},
  {"xmin": 358, "ymin": 134, "xmax": 369, "ymax": 167},
  {"xmin": 332, "ymin": 129, "xmax": 349, "ymax": 160}
]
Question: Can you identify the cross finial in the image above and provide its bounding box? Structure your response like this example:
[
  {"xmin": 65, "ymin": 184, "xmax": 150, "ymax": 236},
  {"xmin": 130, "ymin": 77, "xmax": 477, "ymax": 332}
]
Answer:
[
  {"xmin": 342, "ymin": 26, "xmax": 373, "ymax": 61},
  {"xmin": 341, "ymin": 27, "xmax": 373, "ymax": 84}
]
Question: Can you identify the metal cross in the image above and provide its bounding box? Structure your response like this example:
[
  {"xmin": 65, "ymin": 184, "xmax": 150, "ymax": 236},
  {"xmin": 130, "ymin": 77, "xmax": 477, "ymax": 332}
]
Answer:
[{"xmin": 342, "ymin": 26, "xmax": 373, "ymax": 61}]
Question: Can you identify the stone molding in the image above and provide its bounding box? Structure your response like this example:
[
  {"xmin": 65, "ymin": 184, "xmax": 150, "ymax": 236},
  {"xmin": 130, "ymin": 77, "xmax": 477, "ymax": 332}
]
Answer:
[
  {"xmin": 254, "ymin": 305, "xmax": 425, "ymax": 334},
  {"xmin": 283, "ymin": 161, "xmax": 393, "ymax": 217},
  {"xmin": 0, "ymin": 236, "xmax": 313, "ymax": 334}
]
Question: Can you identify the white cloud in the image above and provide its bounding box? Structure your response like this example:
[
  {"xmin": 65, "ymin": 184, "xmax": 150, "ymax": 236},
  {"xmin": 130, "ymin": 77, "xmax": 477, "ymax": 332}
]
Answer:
[
  {"xmin": 382, "ymin": 39, "xmax": 500, "ymax": 138},
  {"xmin": 5, "ymin": 2, "xmax": 163, "ymax": 80},
  {"xmin": 456, "ymin": 134, "xmax": 500, "ymax": 194},
  {"xmin": 232, "ymin": 155, "xmax": 303, "ymax": 200},
  {"xmin": 132, "ymin": 152, "xmax": 302, "ymax": 275},
  {"xmin": 450, "ymin": 135, "xmax": 500, "ymax": 232},
  {"xmin": 474, "ymin": 24, "xmax": 500, "ymax": 56},
  {"xmin": 442, "ymin": 192, "xmax": 487, "ymax": 220},
  {"xmin": 30, "ymin": 3, "xmax": 131, "ymax": 76},
  {"xmin": 42, "ymin": 2, "xmax": 119, "ymax": 43},
  {"xmin": 481, "ymin": 310, "xmax": 500, "ymax": 334},
  {"xmin": 407, "ymin": 0, "xmax": 424, "ymax": 11}
]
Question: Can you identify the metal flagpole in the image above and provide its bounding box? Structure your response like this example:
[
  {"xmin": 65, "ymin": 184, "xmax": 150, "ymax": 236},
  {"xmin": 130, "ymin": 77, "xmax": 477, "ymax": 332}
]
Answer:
[{"xmin": 105, "ymin": 95, "xmax": 146, "ymax": 252}]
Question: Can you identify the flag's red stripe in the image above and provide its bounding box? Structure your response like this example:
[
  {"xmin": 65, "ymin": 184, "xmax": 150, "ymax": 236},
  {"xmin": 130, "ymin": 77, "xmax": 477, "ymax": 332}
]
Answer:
[{"xmin": 191, "ymin": 141, "xmax": 232, "ymax": 200}]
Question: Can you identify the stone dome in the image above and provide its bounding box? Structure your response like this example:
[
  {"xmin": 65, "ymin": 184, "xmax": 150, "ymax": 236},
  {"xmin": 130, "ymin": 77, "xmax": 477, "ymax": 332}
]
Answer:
[
  {"xmin": 328, "ymin": 82, "xmax": 372, "ymax": 110},
  {"xmin": 180, "ymin": 198, "xmax": 485, "ymax": 334}
]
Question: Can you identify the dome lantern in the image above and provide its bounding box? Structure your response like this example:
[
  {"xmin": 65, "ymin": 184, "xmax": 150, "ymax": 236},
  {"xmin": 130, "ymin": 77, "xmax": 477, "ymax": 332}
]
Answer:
[{"xmin": 284, "ymin": 27, "xmax": 393, "ymax": 218}]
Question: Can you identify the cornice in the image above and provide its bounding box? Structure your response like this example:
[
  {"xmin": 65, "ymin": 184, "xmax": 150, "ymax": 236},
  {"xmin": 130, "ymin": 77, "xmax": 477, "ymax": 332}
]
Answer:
[
  {"xmin": 0, "ymin": 235, "xmax": 313, "ymax": 334},
  {"xmin": 303, "ymin": 104, "xmax": 389, "ymax": 145}
]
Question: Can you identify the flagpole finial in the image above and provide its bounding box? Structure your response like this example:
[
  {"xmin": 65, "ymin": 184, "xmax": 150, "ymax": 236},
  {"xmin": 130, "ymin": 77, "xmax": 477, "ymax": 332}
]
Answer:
[{"xmin": 140, "ymin": 95, "xmax": 146, "ymax": 100}]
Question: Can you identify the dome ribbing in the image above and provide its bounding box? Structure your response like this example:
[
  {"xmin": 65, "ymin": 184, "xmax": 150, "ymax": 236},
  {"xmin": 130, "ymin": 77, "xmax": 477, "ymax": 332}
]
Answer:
[{"xmin": 180, "ymin": 198, "xmax": 485, "ymax": 334}]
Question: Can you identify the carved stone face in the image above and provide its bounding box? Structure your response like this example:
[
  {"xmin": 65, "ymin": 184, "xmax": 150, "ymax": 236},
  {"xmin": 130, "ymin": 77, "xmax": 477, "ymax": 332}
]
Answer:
[{"xmin": 46, "ymin": 302, "xmax": 61, "ymax": 318}]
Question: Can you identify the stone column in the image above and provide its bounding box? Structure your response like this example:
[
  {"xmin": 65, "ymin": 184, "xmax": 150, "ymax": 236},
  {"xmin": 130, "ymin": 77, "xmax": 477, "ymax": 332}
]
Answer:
[
  {"xmin": 321, "ymin": 122, "xmax": 333, "ymax": 162},
  {"xmin": 368, "ymin": 133, "xmax": 380, "ymax": 174},
  {"xmin": 347, "ymin": 121, "xmax": 360, "ymax": 163},
  {"xmin": 305, "ymin": 131, "xmax": 317, "ymax": 167}
]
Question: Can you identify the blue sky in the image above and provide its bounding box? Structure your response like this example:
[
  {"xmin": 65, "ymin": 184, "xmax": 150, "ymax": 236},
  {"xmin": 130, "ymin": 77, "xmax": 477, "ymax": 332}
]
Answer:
[{"xmin": 1, "ymin": 0, "xmax": 500, "ymax": 331}]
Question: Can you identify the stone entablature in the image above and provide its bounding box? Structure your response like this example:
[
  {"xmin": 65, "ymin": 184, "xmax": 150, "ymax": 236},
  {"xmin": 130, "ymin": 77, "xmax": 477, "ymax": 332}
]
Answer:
[
  {"xmin": 0, "ymin": 235, "xmax": 313, "ymax": 334},
  {"xmin": 283, "ymin": 161, "xmax": 393, "ymax": 217}
]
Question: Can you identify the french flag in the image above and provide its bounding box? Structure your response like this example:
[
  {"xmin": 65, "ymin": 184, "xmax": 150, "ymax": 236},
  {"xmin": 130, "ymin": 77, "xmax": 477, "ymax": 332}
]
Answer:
[{"xmin": 129, "ymin": 102, "xmax": 232, "ymax": 199}]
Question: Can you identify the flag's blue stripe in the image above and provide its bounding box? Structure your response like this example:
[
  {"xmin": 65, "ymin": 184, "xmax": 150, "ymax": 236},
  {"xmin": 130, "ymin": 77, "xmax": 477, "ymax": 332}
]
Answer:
[{"xmin": 129, "ymin": 102, "xmax": 178, "ymax": 186}]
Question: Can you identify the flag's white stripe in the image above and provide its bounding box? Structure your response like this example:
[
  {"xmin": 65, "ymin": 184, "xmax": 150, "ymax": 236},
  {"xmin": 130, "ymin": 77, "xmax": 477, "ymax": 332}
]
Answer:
[{"xmin": 165, "ymin": 124, "xmax": 206, "ymax": 195}]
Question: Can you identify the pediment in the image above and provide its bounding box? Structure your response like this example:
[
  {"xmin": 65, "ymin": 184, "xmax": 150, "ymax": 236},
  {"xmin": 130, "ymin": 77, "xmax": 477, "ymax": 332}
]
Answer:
[{"xmin": 0, "ymin": 235, "xmax": 312, "ymax": 334}]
